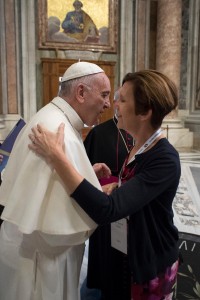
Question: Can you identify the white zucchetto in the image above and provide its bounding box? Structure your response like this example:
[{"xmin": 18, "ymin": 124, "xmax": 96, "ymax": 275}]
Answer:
[{"xmin": 61, "ymin": 61, "xmax": 104, "ymax": 82}]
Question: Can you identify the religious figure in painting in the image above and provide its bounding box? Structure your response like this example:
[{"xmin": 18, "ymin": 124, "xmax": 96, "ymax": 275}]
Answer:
[
  {"xmin": 48, "ymin": 16, "xmax": 78, "ymax": 42},
  {"xmin": 61, "ymin": 0, "xmax": 99, "ymax": 42}
]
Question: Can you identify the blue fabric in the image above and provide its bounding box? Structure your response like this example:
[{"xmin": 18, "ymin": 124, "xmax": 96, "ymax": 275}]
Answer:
[{"xmin": 81, "ymin": 278, "xmax": 102, "ymax": 300}]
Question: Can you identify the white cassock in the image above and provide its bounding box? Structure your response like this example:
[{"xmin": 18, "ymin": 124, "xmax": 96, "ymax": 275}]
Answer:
[{"xmin": 0, "ymin": 97, "xmax": 101, "ymax": 300}]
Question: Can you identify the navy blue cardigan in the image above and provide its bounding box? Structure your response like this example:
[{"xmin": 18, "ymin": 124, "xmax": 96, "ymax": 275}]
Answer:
[{"xmin": 71, "ymin": 138, "xmax": 181, "ymax": 283}]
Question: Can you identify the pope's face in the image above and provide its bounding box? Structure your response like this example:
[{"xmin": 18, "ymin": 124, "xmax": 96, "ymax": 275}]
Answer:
[{"xmin": 82, "ymin": 73, "xmax": 111, "ymax": 126}]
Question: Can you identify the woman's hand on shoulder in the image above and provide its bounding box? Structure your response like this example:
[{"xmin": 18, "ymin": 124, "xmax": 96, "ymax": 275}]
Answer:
[{"xmin": 28, "ymin": 123, "xmax": 65, "ymax": 164}]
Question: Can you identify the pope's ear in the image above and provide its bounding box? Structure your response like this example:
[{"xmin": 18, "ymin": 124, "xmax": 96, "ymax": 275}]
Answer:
[{"xmin": 76, "ymin": 84, "xmax": 85, "ymax": 103}]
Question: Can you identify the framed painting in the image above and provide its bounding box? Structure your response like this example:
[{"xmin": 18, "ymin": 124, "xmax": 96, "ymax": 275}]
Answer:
[{"xmin": 38, "ymin": 0, "xmax": 118, "ymax": 53}]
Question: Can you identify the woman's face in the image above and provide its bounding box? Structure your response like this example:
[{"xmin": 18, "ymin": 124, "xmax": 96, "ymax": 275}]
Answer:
[{"xmin": 115, "ymin": 81, "xmax": 140, "ymax": 134}]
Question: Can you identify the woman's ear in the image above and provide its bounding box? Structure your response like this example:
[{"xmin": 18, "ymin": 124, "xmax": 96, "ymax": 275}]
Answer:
[{"xmin": 140, "ymin": 108, "xmax": 152, "ymax": 121}]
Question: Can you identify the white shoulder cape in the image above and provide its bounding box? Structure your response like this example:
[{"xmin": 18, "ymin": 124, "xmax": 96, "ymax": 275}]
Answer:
[{"xmin": 0, "ymin": 97, "xmax": 100, "ymax": 244}]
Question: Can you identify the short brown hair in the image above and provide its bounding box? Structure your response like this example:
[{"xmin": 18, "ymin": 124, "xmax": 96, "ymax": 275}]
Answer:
[{"xmin": 122, "ymin": 70, "xmax": 178, "ymax": 129}]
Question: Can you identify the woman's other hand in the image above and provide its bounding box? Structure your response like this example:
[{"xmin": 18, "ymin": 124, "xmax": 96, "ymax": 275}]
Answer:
[
  {"xmin": 102, "ymin": 182, "xmax": 118, "ymax": 195},
  {"xmin": 93, "ymin": 163, "xmax": 111, "ymax": 179}
]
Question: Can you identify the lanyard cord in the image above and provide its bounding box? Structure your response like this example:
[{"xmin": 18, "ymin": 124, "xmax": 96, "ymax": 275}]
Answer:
[
  {"xmin": 118, "ymin": 128, "xmax": 162, "ymax": 186},
  {"xmin": 112, "ymin": 116, "xmax": 131, "ymax": 154},
  {"xmin": 128, "ymin": 128, "xmax": 162, "ymax": 164}
]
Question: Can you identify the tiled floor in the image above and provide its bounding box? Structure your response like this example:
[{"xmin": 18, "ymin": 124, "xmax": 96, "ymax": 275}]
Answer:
[
  {"xmin": 179, "ymin": 151, "xmax": 200, "ymax": 193},
  {"xmin": 174, "ymin": 152, "xmax": 200, "ymax": 299},
  {"xmin": 174, "ymin": 151, "xmax": 200, "ymax": 235}
]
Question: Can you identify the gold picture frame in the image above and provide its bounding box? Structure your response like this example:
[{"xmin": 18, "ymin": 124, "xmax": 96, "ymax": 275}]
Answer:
[{"xmin": 38, "ymin": 0, "xmax": 118, "ymax": 53}]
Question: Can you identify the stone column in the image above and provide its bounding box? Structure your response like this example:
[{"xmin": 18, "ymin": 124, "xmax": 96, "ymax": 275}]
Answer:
[
  {"xmin": 0, "ymin": 0, "xmax": 37, "ymax": 141},
  {"xmin": 156, "ymin": 0, "xmax": 193, "ymax": 151},
  {"xmin": 156, "ymin": 0, "xmax": 182, "ymax": 118},
  {"xmin": 21, "ymin": 0, "xmax": 37, "ymax": 121},
  {"xmin": 184, "ymin": 0, "xmax": 200, "ymax": 150},
  {"xmin": 119, "ymin": 0, "xmax": 134, "ymax": 83},
  {"xmin": 0, "ymin": 0, "xmax": 18, "ymax": 140},
  {"xmin": 136, "ymin": 0, "xmax": 151, "ymax": 70}
]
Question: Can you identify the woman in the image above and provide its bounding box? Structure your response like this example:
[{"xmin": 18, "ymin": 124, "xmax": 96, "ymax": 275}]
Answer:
[{"xmin": 29, "ymin": 70, "xmax": 181, "ymax": 300}]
